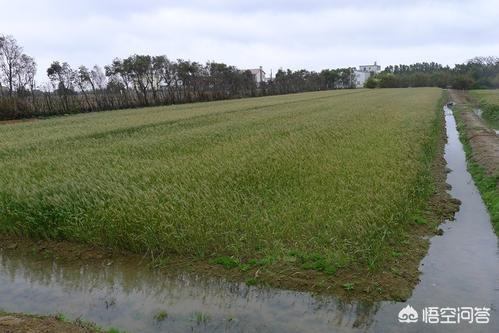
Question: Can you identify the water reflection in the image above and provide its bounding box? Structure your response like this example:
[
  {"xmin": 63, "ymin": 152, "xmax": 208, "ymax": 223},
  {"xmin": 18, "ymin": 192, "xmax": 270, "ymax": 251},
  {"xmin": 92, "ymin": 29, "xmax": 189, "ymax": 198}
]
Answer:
[{"xmin": 0, "ymin": 250, "xmax": 376, "ymax": 332}]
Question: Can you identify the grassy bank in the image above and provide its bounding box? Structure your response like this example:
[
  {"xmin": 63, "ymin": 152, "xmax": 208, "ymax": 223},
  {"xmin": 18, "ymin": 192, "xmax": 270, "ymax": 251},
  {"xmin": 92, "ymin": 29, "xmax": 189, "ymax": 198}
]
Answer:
[
  {"xmin": 453, "ymin": 107, "xmax": 499, "ymax": 233},
  {"xmin": 470, "ymin": 89, "xmax": 499, "ymax": 130},
  {"xmin": 0, "ymin": 88, "xmax": 447, "ymax": 294}
]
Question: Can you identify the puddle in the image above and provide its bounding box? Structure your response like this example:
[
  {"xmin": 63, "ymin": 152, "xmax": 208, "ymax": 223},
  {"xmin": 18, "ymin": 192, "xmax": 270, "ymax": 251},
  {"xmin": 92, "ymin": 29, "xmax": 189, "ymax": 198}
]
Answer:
[{"xmin": 0, "ymin": 106, "xmax": 498, "ymax": 332}]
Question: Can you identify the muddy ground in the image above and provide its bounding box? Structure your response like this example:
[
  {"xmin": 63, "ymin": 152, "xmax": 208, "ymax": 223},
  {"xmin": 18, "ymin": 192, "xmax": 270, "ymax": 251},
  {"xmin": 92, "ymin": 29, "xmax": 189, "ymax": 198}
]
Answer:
[
  {"xmin": 448, "ymin": 89, "xmax": 499, "ymax": 176},
  {"xmin": 0, "ymin": 313, "xmax": 103, "ymax": 333}
]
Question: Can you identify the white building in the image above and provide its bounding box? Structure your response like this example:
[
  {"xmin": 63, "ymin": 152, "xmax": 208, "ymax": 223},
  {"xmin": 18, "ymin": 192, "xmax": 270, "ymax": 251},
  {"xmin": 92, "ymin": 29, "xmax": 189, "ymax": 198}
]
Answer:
[
  {"xmin": 247, "ymin": 66, "xmax": 267, "ymax": 86},
  {"xmin": 354, "ymin": 62, "xmax": 381, "ymax": 88}
]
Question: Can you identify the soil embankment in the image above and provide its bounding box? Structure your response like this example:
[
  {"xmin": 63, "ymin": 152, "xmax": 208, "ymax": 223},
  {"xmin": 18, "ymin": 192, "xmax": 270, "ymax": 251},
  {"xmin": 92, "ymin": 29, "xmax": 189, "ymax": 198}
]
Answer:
[{"xmin": 448, "ymin": 89, "xmax": 499, "ymax": 176}]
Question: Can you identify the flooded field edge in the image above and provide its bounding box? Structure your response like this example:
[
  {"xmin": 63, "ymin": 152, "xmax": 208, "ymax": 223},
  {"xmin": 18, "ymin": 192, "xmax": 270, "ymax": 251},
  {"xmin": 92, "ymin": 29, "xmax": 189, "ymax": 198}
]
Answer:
[
  {"xmin": 0, "ymin": 92, "xmax": 481, "ymax": 333},
  {"xmin": 0, "ymin": 93, "xmax": 458, "ymax": 304}
]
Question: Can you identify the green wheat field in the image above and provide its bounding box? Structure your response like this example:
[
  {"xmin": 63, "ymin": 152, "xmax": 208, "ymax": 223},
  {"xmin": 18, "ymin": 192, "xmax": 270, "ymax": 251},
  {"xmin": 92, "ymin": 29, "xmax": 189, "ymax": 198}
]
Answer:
[{"xmin": 0, "ymin": 88, "xmax": 442, "ymax": 271}]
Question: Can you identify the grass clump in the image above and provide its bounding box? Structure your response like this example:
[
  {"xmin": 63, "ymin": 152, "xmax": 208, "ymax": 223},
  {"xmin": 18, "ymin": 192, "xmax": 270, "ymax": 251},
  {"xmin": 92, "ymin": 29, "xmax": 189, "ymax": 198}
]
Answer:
[
  {"xmin": 212, "ymin": 255, "xmax": 276, "ymax": 272},
  {"xmin": 288, "ymin": 251, "xmax": 342, "ymax": 275},
  {"xmin": 192, "ymin": 312, "xmax": 210, "ymax": 325},
  {"xmin": 107, "ymin": 329, "xmax": 126, "ymax": 333},
  {"xmin": 342, "ymin": 283, "xmax": 355, "ymax": 291},
  {"xmin": 212, "ymin": 256, "xmax": 240, "ymax": 269},
  {"xmin": 153, "ymin": 310, "xmax": 168, "ymax": 322},
  {"xmin": 411, "ymin": 214, "xmax": 428, "ymax": 225},
  {"xmin": 55, "ymin": 313, "xmax": 70, "ymax": 323},
  {"xmin": 245, "ymin": 277, "xmax": 258, "ymax": 286},
  {"xmin": 54, "ymin": 312, "xmax": 126, "ymax": 332}
]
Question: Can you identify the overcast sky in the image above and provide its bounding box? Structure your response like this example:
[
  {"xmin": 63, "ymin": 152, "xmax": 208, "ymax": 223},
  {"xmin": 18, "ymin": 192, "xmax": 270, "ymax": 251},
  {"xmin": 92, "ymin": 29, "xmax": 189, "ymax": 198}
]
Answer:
[{"xmin": 1, "ymin": 0, "xmax": 498, "ymax": 81}]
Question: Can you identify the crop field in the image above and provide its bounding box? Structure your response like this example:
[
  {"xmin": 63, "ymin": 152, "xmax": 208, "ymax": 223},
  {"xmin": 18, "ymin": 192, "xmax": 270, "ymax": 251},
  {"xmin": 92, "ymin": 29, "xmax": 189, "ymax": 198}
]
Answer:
[
  {"xmin": 0, "ymin": 88, "xmax": 442, "ymax": 275},
  {"xmin": 470, "ymin": 89, "xmax": 499, "ymax": 129}
]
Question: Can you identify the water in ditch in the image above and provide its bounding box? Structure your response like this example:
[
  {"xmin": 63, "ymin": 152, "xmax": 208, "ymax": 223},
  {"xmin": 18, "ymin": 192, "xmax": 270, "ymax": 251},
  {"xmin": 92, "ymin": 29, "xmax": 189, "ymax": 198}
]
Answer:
[
  {"xmin": 370, "ymin": 106, "xmax": 499, "ymax": 332},
  {"xmin": 0, "ymin": 106, "xmax": 497, "ymax": 332}
]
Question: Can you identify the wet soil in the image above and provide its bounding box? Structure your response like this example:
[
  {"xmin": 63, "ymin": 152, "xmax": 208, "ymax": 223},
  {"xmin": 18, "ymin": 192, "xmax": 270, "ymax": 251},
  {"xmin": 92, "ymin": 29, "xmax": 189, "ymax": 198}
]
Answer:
[
  {"xmin": 0, "ymin": 313, "xmax": 99, "ymax": 333},
  {"xmin": 460, "ymin": 111, "xmax": 499, "ymax": 175}
]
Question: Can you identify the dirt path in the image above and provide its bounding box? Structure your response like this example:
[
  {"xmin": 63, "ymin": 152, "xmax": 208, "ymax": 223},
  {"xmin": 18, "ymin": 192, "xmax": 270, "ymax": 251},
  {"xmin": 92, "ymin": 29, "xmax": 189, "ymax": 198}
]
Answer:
[
  {"xmin": 448, "ymin": 89, "xmax": 499, "ymax": 176},
  {"xmin": 448, "ymin": 89, "xmax": 473, "ymax": 105}
]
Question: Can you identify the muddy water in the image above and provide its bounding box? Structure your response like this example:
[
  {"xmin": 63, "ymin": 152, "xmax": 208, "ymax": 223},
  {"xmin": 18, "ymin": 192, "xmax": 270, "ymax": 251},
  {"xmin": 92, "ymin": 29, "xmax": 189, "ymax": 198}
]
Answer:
[{"xmin": 0, "ymin": 106, "xmax": 498, "ymax": 332}]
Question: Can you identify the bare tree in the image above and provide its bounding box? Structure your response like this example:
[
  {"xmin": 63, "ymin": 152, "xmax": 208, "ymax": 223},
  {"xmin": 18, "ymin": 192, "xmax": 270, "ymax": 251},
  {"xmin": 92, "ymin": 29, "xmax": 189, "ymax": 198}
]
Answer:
[{"xmin": 0, "ymin": 35, "xmax": 23, "ymax": 97}]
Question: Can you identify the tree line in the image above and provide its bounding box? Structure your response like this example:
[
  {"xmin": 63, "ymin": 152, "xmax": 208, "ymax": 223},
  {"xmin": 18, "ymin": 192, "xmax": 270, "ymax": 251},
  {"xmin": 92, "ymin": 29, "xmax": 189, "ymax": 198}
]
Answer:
[
  {"xmin": 0, "ymin": 34, "xmax": 357, "ymax": 120},
  {"xmin": 4, "ymin": 33, "xmax": 499, "ymax": 120},
  {"xmin": 365, "ymin": 57, "xmax": 499, "ymax": 89}
]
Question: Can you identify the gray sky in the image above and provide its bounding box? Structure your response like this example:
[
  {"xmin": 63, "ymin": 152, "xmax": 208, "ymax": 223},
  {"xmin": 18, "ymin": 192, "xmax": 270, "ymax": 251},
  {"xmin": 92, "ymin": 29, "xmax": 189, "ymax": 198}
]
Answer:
[{"xmin": 1, "ymin": 0, "xmax": 498, "ymax": 81}]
